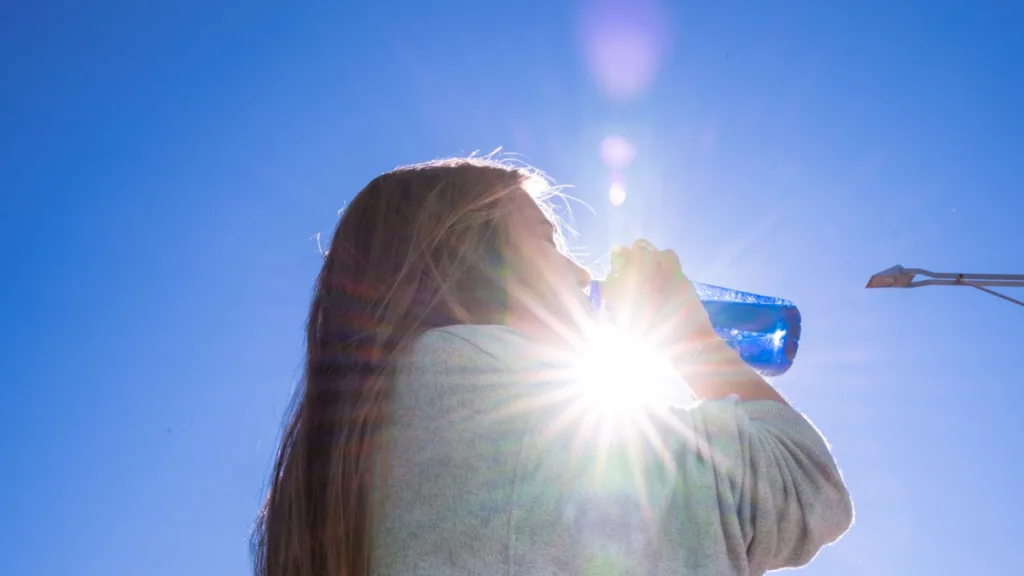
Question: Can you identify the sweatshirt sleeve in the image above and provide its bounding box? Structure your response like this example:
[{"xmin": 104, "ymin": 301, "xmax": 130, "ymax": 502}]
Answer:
[
  {"xmin": 383, "ymin": 326, "xmax": 853, "ymax": 575},
  {"xmin": 663, "ymin": 397, "xmax": 854, "ymax": 573}
]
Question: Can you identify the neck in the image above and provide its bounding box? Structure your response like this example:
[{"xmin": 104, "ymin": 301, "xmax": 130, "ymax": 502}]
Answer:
[{"xmin": 506, "ymin": 310, "xmax": 590, "ymax": 352}]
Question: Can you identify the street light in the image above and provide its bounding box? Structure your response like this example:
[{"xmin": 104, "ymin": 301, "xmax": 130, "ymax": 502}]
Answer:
[{"xmin": 866, "ymin": 265, "xmax": 1024, "ymax": 308}]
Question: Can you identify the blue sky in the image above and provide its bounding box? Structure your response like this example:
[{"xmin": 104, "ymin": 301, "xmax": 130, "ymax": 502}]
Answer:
[{"xmin": 3, "ymin": 1, "xmax": 1023, "ymax": 574}]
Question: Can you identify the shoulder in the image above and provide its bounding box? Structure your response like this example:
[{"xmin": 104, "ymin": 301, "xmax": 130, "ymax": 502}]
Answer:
[
  {"xmin": 400, "ymin": 325, "xmax": 568, "ymax": 401},
  {"xmin": 413, "ymin": 323, "xmax": 525, "ymax": 354},
  {"xmin": 408, "ymin": 324, "xmax": 539, "ymax": 370},
  {"xmin": 391, "ymin": 325, "xmax": 552, "ymax": 437}
]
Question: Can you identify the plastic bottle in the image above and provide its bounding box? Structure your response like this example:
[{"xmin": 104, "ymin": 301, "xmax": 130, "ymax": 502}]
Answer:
[{"xmin": 587, "ymin": 280, "xmax": 801, "ymax": 377}]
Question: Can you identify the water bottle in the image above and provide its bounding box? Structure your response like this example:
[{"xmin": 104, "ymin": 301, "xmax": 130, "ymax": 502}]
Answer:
[{"xmin": 587, "ymin": 280, "xmax": 801, "ymax": 377}]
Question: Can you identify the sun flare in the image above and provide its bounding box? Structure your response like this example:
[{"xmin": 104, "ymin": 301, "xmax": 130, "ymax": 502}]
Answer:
[{"xmin": 569, "ymin": 324, "xmax": 691, "ymax": 419}]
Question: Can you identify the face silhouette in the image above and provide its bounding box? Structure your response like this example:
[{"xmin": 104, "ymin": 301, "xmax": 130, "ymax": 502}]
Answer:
[{"xmin": 502, "ymin": 192, "xmax": 592, "ymax": 340}]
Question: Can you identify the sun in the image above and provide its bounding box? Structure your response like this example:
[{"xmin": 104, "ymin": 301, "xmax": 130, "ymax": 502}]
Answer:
[
  {"xmin": 529, "ymin": 323, "xmax": 695, "ymax": 496},
  {"xmin": 569, "ymin": 324, "xmax": 692, "ymax": 419}
]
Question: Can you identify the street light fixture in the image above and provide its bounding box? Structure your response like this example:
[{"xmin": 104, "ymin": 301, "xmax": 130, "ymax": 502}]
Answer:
[{"xmin": 866, "ymin": 265, "xmax": 1024, "ymax": 308}]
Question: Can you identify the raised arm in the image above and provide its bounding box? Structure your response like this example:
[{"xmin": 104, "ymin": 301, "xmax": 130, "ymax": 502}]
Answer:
[
  {"xmin": 659, "ymin": 394, "xmax": 853, "ymax": 573},
  {"xmin": 599, "ymin": 239, "xmax": 853, "ymax": 572}
]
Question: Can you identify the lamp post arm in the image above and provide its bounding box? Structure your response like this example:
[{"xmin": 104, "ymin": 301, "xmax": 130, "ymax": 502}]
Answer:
[
  {"xmin": 867, "ymin": 265, "xmax": 1024, "ymax": 308},
  {"xmin": 963, "ymin": 282, "xmax": 1024, "ymax": 308},
  {"xmin": 906, "ymin": 268, "xmax": 1024, "ymax": 286}
]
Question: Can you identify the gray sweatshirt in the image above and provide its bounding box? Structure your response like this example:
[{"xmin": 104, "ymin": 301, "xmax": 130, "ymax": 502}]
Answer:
[{"xmin": 372, "ymin": 325, "xmax": 853, "ymax": 575}]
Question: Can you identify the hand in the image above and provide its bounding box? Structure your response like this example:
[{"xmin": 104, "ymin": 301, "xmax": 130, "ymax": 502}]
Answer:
[
  {"xmin": 602, "ymin": 240, "xmax": 785, "ymax": 403},
  {"xmin": 602, "ymin": 239, "xmax": 719, "ymax": 354}
]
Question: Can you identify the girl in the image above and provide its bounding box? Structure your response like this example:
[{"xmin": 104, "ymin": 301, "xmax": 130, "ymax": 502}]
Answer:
[{"xmin": 252, "ymin": 158, "xmax": 852, "ymax": 575}]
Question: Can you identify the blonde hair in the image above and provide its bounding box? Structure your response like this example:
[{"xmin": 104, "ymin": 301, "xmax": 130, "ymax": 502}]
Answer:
[{"xmin": 252, "ymin": 157, "xmax": 562, "ymax": 576}]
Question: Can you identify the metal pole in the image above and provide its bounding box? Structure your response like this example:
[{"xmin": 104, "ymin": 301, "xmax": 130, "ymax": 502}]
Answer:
[
  {"xmin": 902, "ymin": 268, "xmax": 1024, "ymax": 287},
  {"xmin": 961, "ymin": 281, "xmax": 1024, "ymax": 308},
  {"xmin": 866, "ymin": 265, "xmax": 1024, "ymax": 308}
]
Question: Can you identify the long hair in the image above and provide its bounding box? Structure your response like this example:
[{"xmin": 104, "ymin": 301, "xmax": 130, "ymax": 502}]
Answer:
[{"xmin": 251, "ymin": 158, "xmax": 554, "ymax": 576}]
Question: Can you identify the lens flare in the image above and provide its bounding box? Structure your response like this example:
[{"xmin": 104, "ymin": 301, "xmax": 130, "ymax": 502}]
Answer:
[
  {"xmin": 579, "ymin": 0, "xmax": 669, "ymax": 101},
  {"xmin": 609, "ymin": 182, "xmax": 627, "ymax": 206},
  {"xmin": 569, "ymin": 324, "xmax": 689, "ymax": 419},
  {"xmin": 600, "ymin": 135, "xmax": 637, "ymax": 169}
]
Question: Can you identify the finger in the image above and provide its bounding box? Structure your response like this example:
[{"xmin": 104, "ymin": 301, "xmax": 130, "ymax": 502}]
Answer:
[
  {"xmin": 608, "ymin": 240, "xmax": 671, "ymax": 331},
  {"xmin": 632, "ymin": 244, "xmax": 657, "ymax": 277},
  {"xmin": 658, "ymin": 247, "xmax": 680, "ymax": 268},
  {"xmin": 652, "ymin": 249, "xmax": 686, "ymax": 317},
  {"xmin": 610, "ymin": 245, "xmax": 628, "ymax": 273},
  {"xmin": 656, "ymin": 248, "xmax": 683, "ymax": 278},
  {"xmin": 655, "ymin": 248, "xmax": 705, "ymax": 326},
  {"xmin": 632, "ymin": 238, "xmax": 658, "ymax": 253}
]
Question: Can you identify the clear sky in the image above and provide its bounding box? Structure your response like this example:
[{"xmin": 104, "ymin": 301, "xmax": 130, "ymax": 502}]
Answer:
[{"xmin": 3, "ymin": 1, "xmax": 1023, "ymax": 574}]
